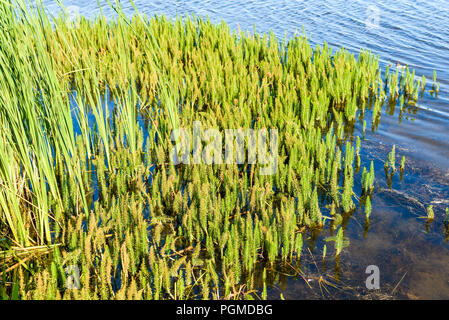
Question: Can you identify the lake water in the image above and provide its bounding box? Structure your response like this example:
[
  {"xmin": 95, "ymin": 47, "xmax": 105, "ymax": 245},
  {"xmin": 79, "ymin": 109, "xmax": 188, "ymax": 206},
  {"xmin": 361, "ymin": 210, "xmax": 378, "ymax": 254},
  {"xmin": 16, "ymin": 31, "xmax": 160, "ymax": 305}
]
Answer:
[{"xmin": 43, "ymin": 0, "xmax": 449, "ymax": 299}]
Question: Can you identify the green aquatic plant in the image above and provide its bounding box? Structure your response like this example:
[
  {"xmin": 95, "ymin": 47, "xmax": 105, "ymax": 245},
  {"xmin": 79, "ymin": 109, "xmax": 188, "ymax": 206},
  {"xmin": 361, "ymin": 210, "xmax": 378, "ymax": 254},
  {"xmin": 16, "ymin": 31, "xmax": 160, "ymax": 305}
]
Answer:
[
  {"xmin": 400, "ymin": 156, "xmax": 406, "ymax": 171},
  {"xmin": 385, "ymin": 145, "xmax": 396, "ymax": 172},
  {"xmin": 421, "ymin": 75, "xmax": 426, "ymax": 96},
  {"xmin": 326, "ymin": 227, "xmax": 349, "ymax": 257},
  {"xmin": 322, "ymin": 244, "xmax": 327, "ymax": 261},
  {"xmin": 365, "ymin": 195, "xmax": 372, "ymax": 219},
  {"xmin": 427, "ymin": 205, "xmax": 435, "ymax": 221},
  {"xmin": 433, "ymin": 70, "xmax": 437, "ymax": 90},
  {"xmin": 0, "ymin": 0, "xmax": 430, "ymax": 300},
  {"xmin": 361, "ymin": 161, "xmax": 375, "ymax": 194}
]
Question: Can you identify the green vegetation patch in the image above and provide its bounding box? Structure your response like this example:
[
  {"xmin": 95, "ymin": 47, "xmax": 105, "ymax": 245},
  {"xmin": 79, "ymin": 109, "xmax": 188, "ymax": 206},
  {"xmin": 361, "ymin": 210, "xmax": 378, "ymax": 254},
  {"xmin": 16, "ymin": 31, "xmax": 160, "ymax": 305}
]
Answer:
[{"xmin": 0, "ymin": 1, "xmax": 429, "ymax": 299}]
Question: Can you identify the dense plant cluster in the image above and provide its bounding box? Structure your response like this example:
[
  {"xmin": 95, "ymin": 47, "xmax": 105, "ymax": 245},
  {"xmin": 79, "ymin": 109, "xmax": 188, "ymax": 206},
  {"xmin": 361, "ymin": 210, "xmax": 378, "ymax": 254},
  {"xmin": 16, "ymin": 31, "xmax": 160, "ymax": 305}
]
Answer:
[{"xmin": 0, "ymin": 1, "xmax": 428, "ymax": 299}]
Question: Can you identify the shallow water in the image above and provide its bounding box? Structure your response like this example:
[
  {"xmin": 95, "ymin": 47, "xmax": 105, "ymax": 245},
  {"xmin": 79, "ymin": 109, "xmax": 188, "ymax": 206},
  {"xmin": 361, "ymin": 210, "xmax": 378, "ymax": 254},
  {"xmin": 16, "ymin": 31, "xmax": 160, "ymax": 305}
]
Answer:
[{"xmin": 43, "ymin": 0, "xmax": 449, "ymax": 299}]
